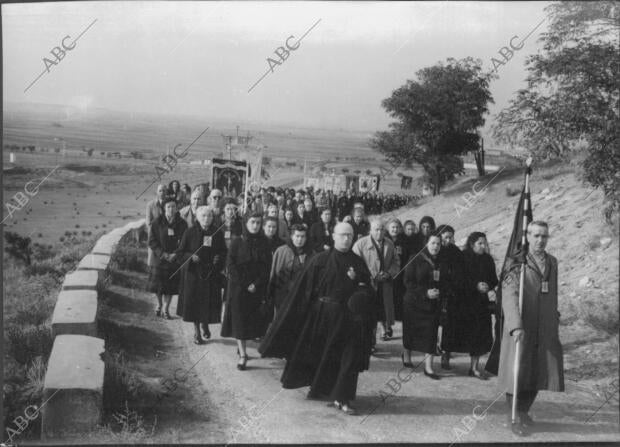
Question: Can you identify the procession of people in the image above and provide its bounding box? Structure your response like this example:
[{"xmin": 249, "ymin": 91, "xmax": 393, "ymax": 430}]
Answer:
[{"xmin": 144, "ymin": 175, "xmax": 564, "ymax": 435}]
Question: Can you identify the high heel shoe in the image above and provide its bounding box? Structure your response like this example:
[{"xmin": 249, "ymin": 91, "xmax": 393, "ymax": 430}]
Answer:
[
  {"xmin": 237, "ymin": 355, "xmax": 248, "ymax": 371},
  {"xmin": 193, "ymin": 335, "xmax": 205, "ymax": 345},
  {"xmin": 386, "ymin": 327, "xmax": 393, "ymax": 338},
  {"xmin": 424, "ymin": 369, "xmax": 440, "ymax": 380},
  {"xmin": 332, "ymin": 400, "xmax": 357, "ymax": 415},
  {"xmin": 401, "ymin": 353, "xmax": 413, "ymax": 368},
  {"xmin": 468, "ymin": 369, "xmax": 488, "ymax": 380}
]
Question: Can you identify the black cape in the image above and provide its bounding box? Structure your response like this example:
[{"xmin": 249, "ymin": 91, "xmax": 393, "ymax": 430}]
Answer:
[{"xmin": 259, "ymin": 248, "xmax": 374, "ymax": 392}]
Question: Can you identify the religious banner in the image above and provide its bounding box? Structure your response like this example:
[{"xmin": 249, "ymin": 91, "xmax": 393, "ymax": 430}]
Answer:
[
  {"xmin": 345, "ymin": 175, "xmax": 359, "ymax": 193},
  {"xmin": 211, "ymin": 158, "xmax": 248, "ymax": 199},
  {"xmin": 359, "ymin": 175, "xmax": 379, "ymax": 193},
  {"xmin": 400, "ymin": 175, "xmax": 413, "ymax": 190},
  {"xmin": 304, "ymin": 177, "xmax": 321, "ymax": 190}
]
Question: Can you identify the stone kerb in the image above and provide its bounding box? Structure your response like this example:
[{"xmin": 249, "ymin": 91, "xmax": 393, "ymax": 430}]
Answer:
[
  {"xmin": 62, "ymin": 270, "xmax": 99, "ymax": 291},
  {"xmin": 41, "ymin": 335, "xmax": 105, "ymax": 440},
  {"xmin": 51, "ymin": 290, "xmax": 98, "ymax": 338},
  {"xmin": 40, "ymin": 219, "xmax": 147, "ymax": 440}
]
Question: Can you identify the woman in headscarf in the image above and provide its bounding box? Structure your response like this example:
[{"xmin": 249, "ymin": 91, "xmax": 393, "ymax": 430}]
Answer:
[
  {"xmin": 269, "ymin": 223, "xmax": 314, "ymax": 312},
  {"xmin": 402, "ymin": 232, "xmax": 448, "ymax": 380},
  {"xmin": 416, "ymin": 216, "xmax": 436, "ymax": 252},
  {"xmin": 462, "ymin": 231, "xmax": 498, "ymax": 379},
  {"xmin": 221, "ymin": 212, "xmax": 272, "ymax": 370},
  {"xmin": 168, "ymin": 180, "xmax": 188, "ymax": 208},
  {"xmin": 221, "ymin": 198, "xmax": 243, "ymax": 250},
  {"xmin": 147, "ymin": 198, "xmax": 187, "ymax": 319},
  {"xmin": 385, "ymin": 217, "xmax": 407, "ymax": 322},
  {"xmin": 278, "ymin": 207, "xmax": 296, "ymax": 241},
  {"xmin": 436, "ymin": 224, "xmax": 468, "ymax": 370},
  {"xmin": 175, "ymin": 206, "xmax": 226, "ymax": 344}
]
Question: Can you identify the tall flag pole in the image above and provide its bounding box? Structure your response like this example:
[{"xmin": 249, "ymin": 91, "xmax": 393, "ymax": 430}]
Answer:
[
  {"xmin": 485, "ymin": 157, "xmax": 533, "ymax": 375},
  {"xmin": 511, "ymin": 156, "xmax": 533, "ymax": 425}
]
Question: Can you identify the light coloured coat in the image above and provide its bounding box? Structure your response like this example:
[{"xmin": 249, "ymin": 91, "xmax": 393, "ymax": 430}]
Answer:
[
  {"xmin": 497, "ymin": 252, "xmax": 564, "ymax": 392},
  {"xmin": 145, "ymin": 199, "xmax": 163, "ymax": 266},
  {"xmin": 352, "ymin": 235, "xmax": 400, "ymax": 325}
]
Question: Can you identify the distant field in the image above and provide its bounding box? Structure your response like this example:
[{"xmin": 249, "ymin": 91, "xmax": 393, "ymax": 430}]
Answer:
[{"xmin": 3, "ymin": 102, "xmax": 378, "ymax": 163}]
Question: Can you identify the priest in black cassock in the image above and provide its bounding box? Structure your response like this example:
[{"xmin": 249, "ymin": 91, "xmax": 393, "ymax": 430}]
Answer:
[{"xmin": 259, "ymin": 222, "xmax": 375, "ymax": 415}]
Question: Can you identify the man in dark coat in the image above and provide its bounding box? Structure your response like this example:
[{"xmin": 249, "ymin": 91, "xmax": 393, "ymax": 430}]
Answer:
[
  {"xmin": 497, "ymin": 221, "xmax": 564, "ymax": 436},
  {"xmin": 259, "ymin": 222, "xmax": 374, "ymax": 415}
]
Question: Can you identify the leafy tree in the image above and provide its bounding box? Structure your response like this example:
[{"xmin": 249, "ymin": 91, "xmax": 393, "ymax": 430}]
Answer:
[
  {"xmin": 493, "ymin": 1, "xmax": 619, "ymax": 221},
  {"xmin": 370, "ymin": 57, "xmax": 494, "ymax": 195}
]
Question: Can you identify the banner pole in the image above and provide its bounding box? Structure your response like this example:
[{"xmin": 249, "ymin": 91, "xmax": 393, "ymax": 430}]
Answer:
[{"xmin": 511, "ymin": 157, "xmax": 532, "ymax": 424}]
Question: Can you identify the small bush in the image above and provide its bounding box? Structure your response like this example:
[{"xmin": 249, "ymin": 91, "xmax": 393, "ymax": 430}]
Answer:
[
  {"xmin": 505, "ymin": 186, "xmax": 520, "ymax": 197},
  {"xmin": 6, "ymin": 325, "xmax": 54, "ymax": 365}
]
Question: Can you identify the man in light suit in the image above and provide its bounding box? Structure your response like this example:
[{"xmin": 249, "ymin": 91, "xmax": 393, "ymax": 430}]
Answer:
[
  {"xmin": 352, "ymin": 218, "xmax": 400, "ymax": 342},
  {"xmin": 146, "ymin": 184, "xmax": 167, "ymax": 266}
]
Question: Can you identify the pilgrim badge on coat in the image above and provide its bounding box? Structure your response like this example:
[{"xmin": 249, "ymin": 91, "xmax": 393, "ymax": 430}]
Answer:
[
  {"xmin": 433, "ymin": 270, "xmax": 440, "ymax": 281},
  {"xmin": 203, "ymin": 236, "xmax": 212, "ymax": 247},
  {"xmin": 396, "ymin": 246, "xmax": 402, "ymax": 256},
  {"xmin": 541, "ymin": 281, "xmax": 549, "ymax": 293},
  {"xmin": 167, "ymin": 228, "xmax": 175, "ymax": 236}
]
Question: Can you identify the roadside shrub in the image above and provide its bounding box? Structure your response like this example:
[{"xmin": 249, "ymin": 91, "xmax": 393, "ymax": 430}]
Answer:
[
  {"xmin": 6, "ymin": 325, "xmax": 53, "ymax": 365},
  {"xmin": 112, "ymin": 245, "xmax": 146, "ymax": 273},
  {"xmin": 505, "ymin": 186, "xmax": 520, "ymax": 197}
]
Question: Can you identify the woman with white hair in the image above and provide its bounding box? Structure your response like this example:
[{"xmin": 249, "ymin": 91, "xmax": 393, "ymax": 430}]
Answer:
[
  {"xmin": 175, "ymin": 205, "xmax": 227, "ymax": 344},
  {"xmin": 148, "ymin": 198, "xmax": 187, "ymax": 319}
]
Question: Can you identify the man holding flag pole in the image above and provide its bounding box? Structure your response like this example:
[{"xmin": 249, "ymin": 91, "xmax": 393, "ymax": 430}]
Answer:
[{"xmin": 492, "ymin": 157, "xmax": 565, "ymax": 436}]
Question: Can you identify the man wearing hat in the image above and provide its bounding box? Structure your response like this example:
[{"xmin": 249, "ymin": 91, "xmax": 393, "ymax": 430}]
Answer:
[{"xmin": 259, "ymin": 222, "xmax": 374, "ymax": 415}]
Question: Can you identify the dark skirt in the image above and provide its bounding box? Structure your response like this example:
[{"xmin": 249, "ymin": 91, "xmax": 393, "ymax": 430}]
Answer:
[
  {"xmin": 441, "ymin": 295, "xmax": 493, "ymax": 356},
  {"xmin": 220, "ymin": 287, "xmax": 265, "ymax": 340},
  {"xmin": 181, "ymin": 270, "xmax": 223, "ymax": 325},
  {"xmin": 393, "ymin": 277, "xmax": 405, "ymax": 322},
  {"xmin": 469, "ymin": 307, "xmax": 493, "ymax": 356},
  {"xmin": 402, "ymin": 297, "xmax": 439, "ymax": 354},
  {"xmin": 147, "ymin": 262, "xmax": 180, "ymax": 295}
]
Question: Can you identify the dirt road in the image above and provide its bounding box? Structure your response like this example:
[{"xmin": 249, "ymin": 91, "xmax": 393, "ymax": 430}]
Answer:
[
  {"xmin": 98, "ymin": 266, "xmax": 618, "ymax": 444},
  {"xmin": 175, "ymin": 308, "xmax": 619, "ymax": 443}
]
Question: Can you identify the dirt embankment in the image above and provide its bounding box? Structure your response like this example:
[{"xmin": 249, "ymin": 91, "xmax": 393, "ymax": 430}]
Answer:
[{"xmin": 392, "ymin": 161, "xmax": 619, "ymax": 392}]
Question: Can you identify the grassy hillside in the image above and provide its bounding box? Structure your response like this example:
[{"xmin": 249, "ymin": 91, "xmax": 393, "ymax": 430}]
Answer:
[{"xmin": 390, "ymin": 160, "xmax": 619, "ymax": 390}]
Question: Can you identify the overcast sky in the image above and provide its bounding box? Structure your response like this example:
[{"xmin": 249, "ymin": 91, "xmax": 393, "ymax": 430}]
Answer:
[{"xmin": 3, "ymin": 1, "xmax": 551, "ymax": 141}]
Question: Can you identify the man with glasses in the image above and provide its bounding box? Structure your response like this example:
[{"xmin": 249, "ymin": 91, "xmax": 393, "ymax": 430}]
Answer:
[{"xmin": 260, "ymin": 223, "xmax": 375, "ymax": 415}]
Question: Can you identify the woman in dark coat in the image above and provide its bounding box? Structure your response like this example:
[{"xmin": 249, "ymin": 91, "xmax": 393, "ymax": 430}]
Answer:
[
  {"xmin": 148, "ymin": 199, "xmax": 188, "ymax": 319},
  {"xmin": 402, "ymin": 232, "xmax": 448, "ymax": 380},
  {"xmin": 385, "ymin": 217, "xmax": 407, "ymax": 322},
  {"xmin": 462, "ymin": 231, "xmax": 498, "ymax": 378},
  {"xmin": 221, "ymin": 212, "xmax": 272, "ymax": 370},
  {"xmin": 436, "ymin": 224, "xmax": 468, "ymax": 369},
  {"xmin": 175, "ymin": 206, "xmax": 226, "ymax": 344}
]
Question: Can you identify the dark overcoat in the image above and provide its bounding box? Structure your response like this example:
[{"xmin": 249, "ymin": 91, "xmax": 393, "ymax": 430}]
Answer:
[
  {"xmin": 220, "ymin": 232, "xmax": 272, "ymax": 339},
  {"xmin": 402, "ymin": 249, "xmax": 450, "ymax": 353},
  {"xmin": 147, "ymin": 214, "xmax": 187, "ymax": 295},
  {"xmin": 175, "ymin": 222, "xmax": 226, "ymax": 324}
]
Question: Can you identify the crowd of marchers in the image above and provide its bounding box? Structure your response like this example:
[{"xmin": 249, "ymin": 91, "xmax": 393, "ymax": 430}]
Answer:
[{"xmin": 144, "ymin": 180, "xmax": 564, "ymax": 436}]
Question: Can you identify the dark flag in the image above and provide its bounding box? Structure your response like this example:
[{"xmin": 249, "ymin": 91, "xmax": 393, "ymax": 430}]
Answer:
[{"xmin": 485, "ymin": 164, "xmax": 533, "ymax": 375}]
